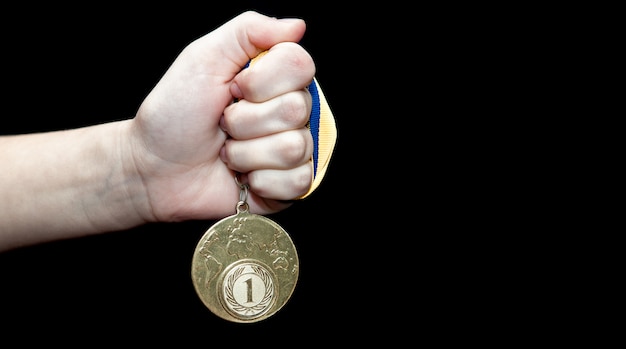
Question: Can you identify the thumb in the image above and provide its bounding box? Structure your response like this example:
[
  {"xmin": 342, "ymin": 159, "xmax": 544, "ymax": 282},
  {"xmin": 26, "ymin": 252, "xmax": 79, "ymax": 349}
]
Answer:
[{"xmin": 202, "ymin": 11, "xmax": 307, "ymax": 73}]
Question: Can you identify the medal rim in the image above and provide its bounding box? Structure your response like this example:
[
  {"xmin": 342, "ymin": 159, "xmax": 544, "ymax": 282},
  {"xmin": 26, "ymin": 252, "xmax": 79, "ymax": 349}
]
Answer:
[{"xmin": 191, "ymin": 211, "xmax": 299, "ymax": 323}]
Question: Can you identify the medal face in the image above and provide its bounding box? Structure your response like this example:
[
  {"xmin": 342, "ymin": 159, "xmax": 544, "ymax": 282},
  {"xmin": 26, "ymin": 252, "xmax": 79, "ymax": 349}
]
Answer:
[{"xmin": 191, "ymin": 211, "xmax": 299, "ymax": 323}]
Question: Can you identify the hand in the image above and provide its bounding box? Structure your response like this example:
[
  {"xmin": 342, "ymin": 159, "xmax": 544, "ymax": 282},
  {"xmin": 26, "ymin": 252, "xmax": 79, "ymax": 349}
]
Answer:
[{"xmin": 129, "ymin": 11, "xmax": 315, "ymax": 222}]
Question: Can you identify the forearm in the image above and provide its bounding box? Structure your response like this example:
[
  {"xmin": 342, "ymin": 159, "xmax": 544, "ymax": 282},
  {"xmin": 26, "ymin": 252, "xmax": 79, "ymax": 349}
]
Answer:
[{"xmin": 0, "ymin": 120, "xmax": 148, "ymax": 251}]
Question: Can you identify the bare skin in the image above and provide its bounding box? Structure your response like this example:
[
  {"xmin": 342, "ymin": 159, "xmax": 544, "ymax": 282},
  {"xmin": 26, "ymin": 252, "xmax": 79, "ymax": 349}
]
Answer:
[{"xmin": 0, "ymin": 11, "xmax": 315, "ymax": 252}]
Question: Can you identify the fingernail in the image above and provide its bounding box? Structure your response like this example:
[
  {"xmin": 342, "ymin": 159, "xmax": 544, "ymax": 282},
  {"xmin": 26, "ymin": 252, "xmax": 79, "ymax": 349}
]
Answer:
[
  {"xmin": 277, "ymin": 18, "xmax": 303, "ymax": 23},
  {"xmin": 219, "ymin": 115, "xmax": 227, "ymax": 132},
  {"xmin": 230, "ymin": 82, "xmax": 243, "ymax": 99},
  {"xmin": 219, "ymin": 144, "xmax": 228, "ymax": 163}
]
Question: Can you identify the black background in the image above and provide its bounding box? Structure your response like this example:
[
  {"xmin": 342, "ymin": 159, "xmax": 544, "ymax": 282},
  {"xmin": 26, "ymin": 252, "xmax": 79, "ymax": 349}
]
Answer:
[
  {"xmin": 0, "ymin": 2, "xmax": 538, "ymax": 344},
  {"xmin": 0, "ymin": 1, "xmax": 412, "ymax": 344}
]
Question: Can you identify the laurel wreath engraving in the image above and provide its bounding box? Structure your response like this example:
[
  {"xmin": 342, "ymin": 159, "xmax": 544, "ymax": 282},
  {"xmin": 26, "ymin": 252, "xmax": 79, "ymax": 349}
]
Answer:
[{"xmin": 224, "ymin": 264, "xmax": 274, "ymax": 316}]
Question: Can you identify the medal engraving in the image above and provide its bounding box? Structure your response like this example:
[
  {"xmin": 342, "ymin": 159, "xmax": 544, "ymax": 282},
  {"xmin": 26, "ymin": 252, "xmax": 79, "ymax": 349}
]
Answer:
[{"xmin": 191, "ymin": 210, "xmax": 299, "ymax": 323}]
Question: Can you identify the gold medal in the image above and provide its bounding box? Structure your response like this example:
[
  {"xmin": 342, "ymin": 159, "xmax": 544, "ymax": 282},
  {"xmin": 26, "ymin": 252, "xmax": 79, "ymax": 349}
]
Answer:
[{"xmin": 191, "ymin": 180, "xmax": 299, "ymax": 323}]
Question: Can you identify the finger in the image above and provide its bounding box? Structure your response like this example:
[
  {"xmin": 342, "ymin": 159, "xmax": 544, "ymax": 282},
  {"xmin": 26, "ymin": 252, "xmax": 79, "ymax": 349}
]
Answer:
[
  {"xmin": 231, "ymin": 43, "xmax": 315, "ymax": 102},
  {"xmin": 243, "ymin": 164, "xmax": 313, "ymax": 201},
  {"xmin": 221, "ymin": 89, "xmax": 312, "ymax": 139},
  {"xmin": 220, "ymin": 128, "xmax": 313, "ymax": 173}
]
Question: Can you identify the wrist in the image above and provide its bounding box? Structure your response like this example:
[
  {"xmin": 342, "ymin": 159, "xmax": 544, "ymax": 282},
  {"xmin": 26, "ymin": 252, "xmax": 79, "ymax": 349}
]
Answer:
[{"xmin": 113, "ymin": 119, "xmax": 157, "ymax": 225}]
